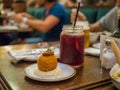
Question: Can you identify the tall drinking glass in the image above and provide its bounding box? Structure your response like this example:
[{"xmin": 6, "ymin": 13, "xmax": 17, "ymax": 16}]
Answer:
[
  {"xmin": 76, "ymin": 21, "xmax": 90, "ymax": 48},
  {"xmin": 60, "ymin": 25, "xmax": 85, "ymax": 68},
  {"xmin": 84, "ymin": 26, "xmax": 90, "ymax": 48}
]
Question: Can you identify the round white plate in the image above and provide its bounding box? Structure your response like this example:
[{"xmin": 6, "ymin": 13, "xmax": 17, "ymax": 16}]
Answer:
[{"xmin": 25, "ymin": 63, "xmax": 76, "ymax": 82}]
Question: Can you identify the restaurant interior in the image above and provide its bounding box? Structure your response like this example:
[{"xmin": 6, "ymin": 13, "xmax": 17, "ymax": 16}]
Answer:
[{"xmin": 0, "ymin": 0, "xmax": 120, "ymax": 90}]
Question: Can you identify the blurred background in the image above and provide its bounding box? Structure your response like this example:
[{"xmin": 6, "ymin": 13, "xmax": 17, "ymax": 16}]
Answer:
[
  {"xmin": 0, "ymin": 0, "xmax": 116, "ymax": 9},
  {"xmin": 0, "ymin": 0, "xmax": 117, "ymax": 45}
]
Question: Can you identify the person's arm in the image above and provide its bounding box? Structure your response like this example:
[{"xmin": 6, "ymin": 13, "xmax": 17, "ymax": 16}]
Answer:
[
  {"xmin": 71, "ymin": 6, "xmax": 118, "ymax": 32},
  {"xmin": 71, "ymin": 9, "xmax": 87, "ymax": 23},
  {"xmin": 22, "ymin": 13, "xmax": 35, "ymax": 19},
  {"xmin": 13, "ymin": 13, "xmax": 60, "ymax": 33},
  {"xmin": 71, "ymin": 9, "xmax": 103, "ymax": 32},
  {"xmin": 26, "ymin": 15, "xmax": 60, "ymax": 33},
  {"xmin": 90, "ymin": 22, "xmax": 104, "ymax": 32}
]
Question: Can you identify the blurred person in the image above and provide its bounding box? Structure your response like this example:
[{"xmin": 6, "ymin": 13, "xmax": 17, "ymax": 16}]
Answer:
[
  {"xmin": 104, "ymin": 0, "xmax": 116, "ymax": 6},
  {"xmin": 13, "ymin": 0, "xmax": 68, "ymax": 41},
  {"xmin": 0, "ymin": 0, "xmax": 29, "ymax": 45},
  {"xmin": 12, "ymin": 0, "xmax": 26, "ymax": 13},
  {"xmin": 65, "ymin": 0, "xmax": 77, "ymax": 8},
  {"xmin": 96, "ymin": 0, "xmax": 116, "ymax": 6},
  {"xmin": 87, "ymin": 0, "xmax": 98, "ymax": 5},
  {"xmin": 26, "ymin": 0, "xmax": 40, "ymax": 8},
  {"xmin": 12, "ymin": 0, "xmax": 32, "ymax": 42},
  {"xmin": 71, "ymin": 0, "xmax": 120, "ymax": 32}
]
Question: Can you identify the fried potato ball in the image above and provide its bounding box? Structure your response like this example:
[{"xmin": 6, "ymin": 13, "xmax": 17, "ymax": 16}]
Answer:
[{"xmin": 37, "ymin": 49, "xmax": 57, "ymax": 72}]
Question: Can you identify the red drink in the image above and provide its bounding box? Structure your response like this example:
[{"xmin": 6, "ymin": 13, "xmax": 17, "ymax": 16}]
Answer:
[{"xmin": 60, "ymin": 25, "xmax": 84, "ymax": 67}]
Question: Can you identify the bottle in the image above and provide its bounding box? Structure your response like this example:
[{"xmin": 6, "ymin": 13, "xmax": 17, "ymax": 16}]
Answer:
[
  {"xmin": 101, "ymin": 39, "xmax": 116, "ymax": 70},
  {"xmin": 112, "ymin": 10, "xmax": 120, "ymax": 38}
]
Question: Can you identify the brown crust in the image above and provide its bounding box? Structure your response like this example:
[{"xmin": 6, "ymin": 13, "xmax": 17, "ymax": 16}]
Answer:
[
  {"xmin": 42, "ymin": 51, "xmax": 54, "ymax": 56},
  {"xmin": 37, "ymin": 49, "xmax": 57, "ymax": 72}
]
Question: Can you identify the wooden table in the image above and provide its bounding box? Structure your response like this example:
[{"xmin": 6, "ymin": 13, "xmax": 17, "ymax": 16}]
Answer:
[
  {"xmin": 0, "ymin": 42, "xmax": 118, "ymax": 90},
  {"xmin": 0, "ymin": 27, "xmax": 33, "ymax": 33}
]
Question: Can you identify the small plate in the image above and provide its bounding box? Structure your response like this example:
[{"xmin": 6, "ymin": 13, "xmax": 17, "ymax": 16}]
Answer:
[{"xmin": 25, "ymin": 63, "xmax": 76, "ymax": 82}]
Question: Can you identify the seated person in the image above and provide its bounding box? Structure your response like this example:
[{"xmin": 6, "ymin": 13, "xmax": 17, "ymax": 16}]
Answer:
[
  {"xmin": 13, "ymin": 0, "xmax": 68, "ymax": 41},
  {"xmin": 71, "ymin": 0, "xmax": 120, "ymax": 33},
  {"xmin": 13, "ymin": 0, "xmax": 32, "ymax": 40},
  {"xmin": 12, "ymin": 0, "xmax": 26, "ymax": 13},
  {"xmin": 0, "ymin": 0, "xmax": 31, "ymax": 45}
]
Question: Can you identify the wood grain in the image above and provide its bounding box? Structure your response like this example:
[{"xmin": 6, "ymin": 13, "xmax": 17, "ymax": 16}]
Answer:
[
  {"xmin": 0, "ymin": 42, "xmax": 114, "ymax": 90},
  {"xmin": 0, "ymin": 28, "xmax": 33, "ymax": 33}
]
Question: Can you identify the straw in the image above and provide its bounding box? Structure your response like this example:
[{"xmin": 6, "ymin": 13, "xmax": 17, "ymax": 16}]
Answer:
[{"xmin": 73, "ymin": 1, "xmax": 81, "ymax": 28}]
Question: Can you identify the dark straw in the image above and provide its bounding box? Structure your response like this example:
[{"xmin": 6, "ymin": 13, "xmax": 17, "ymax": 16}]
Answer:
[{"xmin": 73, "ymin": 2, "xmax": 81, "ymax": 28}]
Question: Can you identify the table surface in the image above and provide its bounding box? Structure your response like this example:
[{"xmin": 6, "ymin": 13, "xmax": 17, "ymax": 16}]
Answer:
[
  {"xmin": 0, "ymin": 26, "xmax": 33, "ymax": 33},
  {"xmin": 0, "ymin": 42, "xmax": 118, "ymax": 90}
]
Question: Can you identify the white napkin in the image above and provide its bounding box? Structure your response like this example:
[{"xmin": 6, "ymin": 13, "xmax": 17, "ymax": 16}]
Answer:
[
  {"xmin": 85, "ymin": 47, "xmax": 100, "ymax": 57},
  {"xmin": 8, "ymin": 47, "xmax": 59, "ymax": 63},
  {"xmin": 92, "ymin": 43, "xmax": 100, "ymax": 49}
]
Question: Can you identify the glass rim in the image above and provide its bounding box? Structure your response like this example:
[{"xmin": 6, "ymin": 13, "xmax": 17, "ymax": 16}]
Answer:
[
  {"xmin": 63, "ymin": 25, "xmax": 83, "ymax": 30},
  {"xmin": 62, "ymin": 25, "xmax": 83, "ymax": 33}
]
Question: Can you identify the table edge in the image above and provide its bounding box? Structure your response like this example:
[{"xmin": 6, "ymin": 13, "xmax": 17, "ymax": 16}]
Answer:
[{"xmin": 0, "ymin": 72, "xmax": 13, "ymax": 90}]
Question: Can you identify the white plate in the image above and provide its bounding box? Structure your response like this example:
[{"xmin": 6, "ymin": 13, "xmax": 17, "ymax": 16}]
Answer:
[
  {"xmin": 110, "ymin": 64, "xmax": 120, "ymax": 89},
  {"xmin": 25, "ymin": 63, "xmax": 76, "ymax": 82}
]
